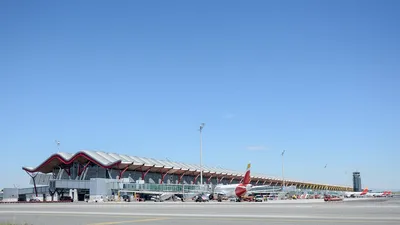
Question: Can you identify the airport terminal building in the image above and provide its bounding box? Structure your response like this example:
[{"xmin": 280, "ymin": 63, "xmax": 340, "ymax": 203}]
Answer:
[{"xmin": 2, "ymin": 150, "xmax": 352, "ymax": 202}]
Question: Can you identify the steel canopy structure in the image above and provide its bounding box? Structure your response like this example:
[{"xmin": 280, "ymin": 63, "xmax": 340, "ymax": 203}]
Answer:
[{"xmin": 23, "ymin": 150, "xmax": 352, "ymax": 192}]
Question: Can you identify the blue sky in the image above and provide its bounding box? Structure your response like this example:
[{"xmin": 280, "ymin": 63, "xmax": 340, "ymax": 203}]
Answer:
[{"xmin": 1, "ymin": 0, "xmax": 399, "ymax": 190}]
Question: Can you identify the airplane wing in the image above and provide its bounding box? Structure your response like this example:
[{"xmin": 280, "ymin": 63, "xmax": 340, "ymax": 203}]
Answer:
[{"xmin": 213, "ymin": 191, "xmax": 228, "ymax": 196}]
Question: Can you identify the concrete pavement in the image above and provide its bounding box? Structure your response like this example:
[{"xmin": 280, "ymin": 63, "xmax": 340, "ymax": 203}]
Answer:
[{"xmin": 1, "ymin": 198, "xmax": 399, "ymax": 225}]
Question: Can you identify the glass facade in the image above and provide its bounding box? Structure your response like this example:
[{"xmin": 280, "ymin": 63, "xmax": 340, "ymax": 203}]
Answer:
[
  {"xmin": 122, "ymin": 183, "xmax": 209, "ymax": 193},
  {"xmin": 353, "ymin": 172, "xmax": 361, "ymax": 192}
]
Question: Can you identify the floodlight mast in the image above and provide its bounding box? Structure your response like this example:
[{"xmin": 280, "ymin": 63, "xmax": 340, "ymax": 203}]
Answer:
[
  {"xmin": 199, "ymin": 123, "xmax": 205, "ymax": 185},
  {"xmin": 282, "ymin": 150, "xmax": 285, "ymax": 190}
]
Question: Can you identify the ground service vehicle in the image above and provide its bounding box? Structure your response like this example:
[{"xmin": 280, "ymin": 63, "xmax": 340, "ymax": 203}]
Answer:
[{"xmin": 324, "ymin": 195, "xmax": 343, "ymax": 202}]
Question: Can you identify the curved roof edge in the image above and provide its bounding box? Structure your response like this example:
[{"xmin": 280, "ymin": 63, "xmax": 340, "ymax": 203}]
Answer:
[
  {"xmin": 22, "ymin": 150, "xmax": 351, "ymax": 189},
  {"xmin": 22, "ymin": 151, "xmax": 122, "ymax": 173}
]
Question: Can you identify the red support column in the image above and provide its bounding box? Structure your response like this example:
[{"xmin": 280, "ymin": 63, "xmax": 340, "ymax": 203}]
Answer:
[
  {"xmin": 178, "ymin": 170, "xmax": 189, "ymax": 184},
  {"xmin": 64, "ymin": 168, "xmax": 71, "ymax": 177},
  {"xmin": 119, "ymin": 163, "xmax": 133, "ymax": 179},
  {"xmin": 78, "ymin": 162, "xmax": 91, "ymax": 177},
  {"xmin": 229, "ymin": 177, "xmax": 235, "ymax": 184},
  {"xmin": 255, "ymin": 180, "xmax": 259, "ymax": 185},
  {"xmin": 263, "ymin": 180, "xmax": 267, "ymax": 185},
  {"xmin": 269, "ymin": 181, "xmax": 273, "ymax": 185},
  {"xmin": 160, "ymin": 169, "xmax": 173, "ymax": 184},
  {"xmin": 207, "ymin": 175, "xmax": 213, "ymax": 184},
  {"xmin": 218, "ymin": 176, "xmax": 225, "ymax": 184},
  {"xmin": 160, "ymin": 173, "xmax": 167, "ymax": 184},
  {"xmin": 193, "ymin": 174, "xmax": 200, "ymax": 184},
  {"xmin": 239, "ymin": 178, "xmax": 243, "ymax": 183},
  {"xmin": 141, "ymin": 168, "xmax": 152, "ymax": 180},
  {"xmin": 178, "ymin": 174, "xmax": 184, "ymax": 184},
  {"xmin": 25, "ymin": 171, "xmax": 38, "ymax": 197}
]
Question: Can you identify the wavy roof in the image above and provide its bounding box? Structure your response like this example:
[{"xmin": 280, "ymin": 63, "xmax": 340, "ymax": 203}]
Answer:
[{"xmin": 22, "ymin": 150, "xmax": 347, "ymax": 188}]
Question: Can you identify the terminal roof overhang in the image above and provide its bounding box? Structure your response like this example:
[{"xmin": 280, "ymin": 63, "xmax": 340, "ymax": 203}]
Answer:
[{"xmin": 22, "ymin": 150, "xmax": 349, "ymax": 190}]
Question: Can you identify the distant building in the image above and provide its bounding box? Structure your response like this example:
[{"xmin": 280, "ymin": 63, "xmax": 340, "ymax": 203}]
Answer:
[{"xmin": 353, "ymin": 172, "xmax": 361, "ymax": 192}]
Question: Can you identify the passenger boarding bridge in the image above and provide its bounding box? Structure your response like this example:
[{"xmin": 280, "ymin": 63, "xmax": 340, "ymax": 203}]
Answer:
[{"xmin": 122, "ymin": 183, "xmax": 209, "ymax": 193}]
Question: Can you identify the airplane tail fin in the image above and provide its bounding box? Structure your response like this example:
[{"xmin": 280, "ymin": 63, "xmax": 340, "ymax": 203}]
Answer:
[
  {"xmin": 242, "ymin": 163, "xmax": 251, "ymax": 185},
  {"xmin": 360, "ymin": 187, "xmax": 368, "ymax": 195}
]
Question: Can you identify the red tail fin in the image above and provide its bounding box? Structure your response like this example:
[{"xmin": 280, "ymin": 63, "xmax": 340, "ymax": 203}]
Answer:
[
  {"xmin": 360, "ymin": 187, "xmax": 368, "ymax": 195},
  {"xmin": 242, "ymin": 163, "xmax": 251, "ymax": 185}
]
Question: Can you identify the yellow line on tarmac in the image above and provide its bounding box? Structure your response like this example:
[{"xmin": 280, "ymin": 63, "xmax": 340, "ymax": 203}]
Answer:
[
  {"xmin": 203, "ymin": 217, "xmax": 399, "ymax": 224},
  {"xmin": 87, "ymin": 217, "xmax": 169, "ymax": 225}
]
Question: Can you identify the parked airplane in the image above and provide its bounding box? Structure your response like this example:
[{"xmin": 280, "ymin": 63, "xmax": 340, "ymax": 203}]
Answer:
[
  {"xmin": 385, "ymin": 191, "xmax": 393, "ymax": 197},
  {"xmin": 364, "ymin": 190, "xmax": 393, "ymax": 197},
  {"xmin": 213, "ymin": 163, "xmax": 252, "ymax": 200},
  {"xmin": 344, "ymin": 187, "xmax": 369, "ymax": 198}
]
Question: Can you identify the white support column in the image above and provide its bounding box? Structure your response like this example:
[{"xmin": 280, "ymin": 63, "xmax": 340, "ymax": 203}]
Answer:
[
  {"xmin": 57, "ymin": 169, "xmax": 64, "ymax": 180},
  {"xmin": 69, "ymin": 189, "xmax": 78, "ymax": 202},
  {"xmin": 54, "ymin": 192, "xmax": 58, "ymax": 201},
  {"xmin": 82, "ymin": 167, "xmax": 89, "ymax": 180},
  {"xmin": 107, "ymin": 169, "xmax": 113, "ymax": 179},
  {"xmin": 73, "ymin": 189, "xmax": 78, "ymax": 202}
]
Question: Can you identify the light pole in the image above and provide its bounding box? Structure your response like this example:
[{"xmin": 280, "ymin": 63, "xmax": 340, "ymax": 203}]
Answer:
[
  {"xmin": 55, "ymin": 140, "xmax": 60, "ymax": 151},
  {"xmin": 281, "ymin": 150, "xmax": 285, "ymax": 191},
  {"xmin": 199, "ymin": 123, "xmax": 205, "ymax": 185},
  {"xmin": 324, "ymin": 164, "xmax": 328, "ymax": 194}
]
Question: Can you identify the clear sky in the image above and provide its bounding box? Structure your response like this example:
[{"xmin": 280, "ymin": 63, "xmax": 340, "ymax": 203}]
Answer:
[{"xmin": 1, "ymin": 0, "xmax": 399, "ymax": 190}]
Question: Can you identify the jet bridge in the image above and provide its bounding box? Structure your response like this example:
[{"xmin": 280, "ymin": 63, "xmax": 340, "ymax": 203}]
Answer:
[
  {"xmin": 122, "ymin": 183, "xmax": 209, "ymax": 193},
  {"xmin": 119, "ymin": 183, "xmax": 210, "ymax": 201}
]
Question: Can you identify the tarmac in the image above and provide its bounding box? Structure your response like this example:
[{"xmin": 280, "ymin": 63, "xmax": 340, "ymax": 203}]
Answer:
[{"xmin": 1, "ymin": 198, "xmax": 399, "ymax": 225}]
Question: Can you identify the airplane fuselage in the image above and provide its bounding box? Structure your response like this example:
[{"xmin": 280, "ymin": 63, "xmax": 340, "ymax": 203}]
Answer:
[
  {"xmin": 214, "ymin": 183, "xmax": 252, "ymax": 198},
  {"xmin": 212, "ymin": 163, "xmax": 252, "ymax": 199}
]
